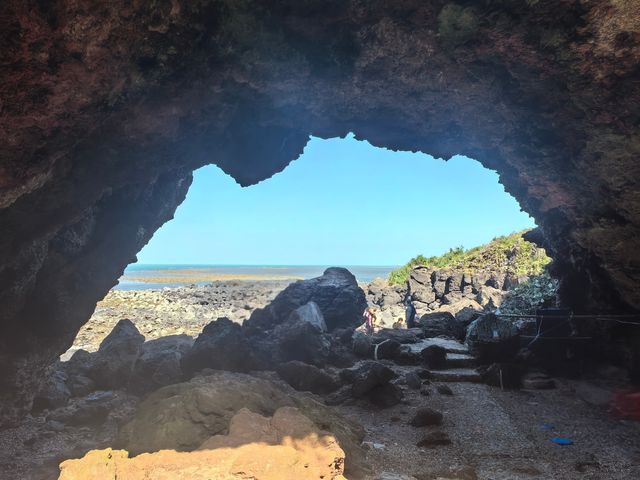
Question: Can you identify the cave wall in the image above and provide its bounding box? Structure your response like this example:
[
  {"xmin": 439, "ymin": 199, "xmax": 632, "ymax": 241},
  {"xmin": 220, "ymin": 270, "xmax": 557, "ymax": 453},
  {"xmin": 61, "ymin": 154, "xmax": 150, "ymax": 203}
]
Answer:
[{"xmin": 1, "ymin": 0, "xmax": 639, "ymax": 424}]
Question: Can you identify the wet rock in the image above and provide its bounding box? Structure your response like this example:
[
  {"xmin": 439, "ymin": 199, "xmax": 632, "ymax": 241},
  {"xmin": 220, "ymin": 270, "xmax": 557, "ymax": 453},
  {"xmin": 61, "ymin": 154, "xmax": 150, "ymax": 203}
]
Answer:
[
  {"xmin": 421, "ymin": 345, "xmax": 448, "ymax": 369},
  {"xmin": 246, "ymin": 267, "xmax": 367, "ymax": 332},
  {"xmin": 416, "ymin": 430, "xmax": 452, "ymax": 448},
  {"xmin": 130, "ymin": 334, "xmax": 193, "ymax": 394},
  {"xmin": 88, "ymin": 320, "xmax": 145, "ymax": 390},
  {"xmin": 419, "ymin": 312, "xmax": 464, "ymax": 340},
  {"xmin": 466, "ymin": 313, "xmax": 519, "ymax": 362},
  {"xmin": 181, "ymin": 318, "xmax": 255, "ymax": 376},
  {"xmin": 409, "ymin": 407, "xmax": 443, "ymax": 427},
  {"xmin": 276, "ymin": 361, "xmax": 340, "ymax": 394}
]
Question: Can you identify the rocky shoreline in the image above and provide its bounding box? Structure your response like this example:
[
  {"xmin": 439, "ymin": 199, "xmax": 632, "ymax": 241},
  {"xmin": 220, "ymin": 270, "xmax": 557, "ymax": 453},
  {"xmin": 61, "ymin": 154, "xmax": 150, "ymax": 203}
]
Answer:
[{"xmin": 3, "ymin": 267, "xmax": 637, "ymax": 479}]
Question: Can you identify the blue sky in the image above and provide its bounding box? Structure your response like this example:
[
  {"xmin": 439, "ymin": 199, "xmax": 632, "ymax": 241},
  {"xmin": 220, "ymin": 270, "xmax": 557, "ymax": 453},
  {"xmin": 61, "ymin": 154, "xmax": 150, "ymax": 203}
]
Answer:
[{"xmin": 136, "ymin": 135, "xmax": 535, "ymax": 266}]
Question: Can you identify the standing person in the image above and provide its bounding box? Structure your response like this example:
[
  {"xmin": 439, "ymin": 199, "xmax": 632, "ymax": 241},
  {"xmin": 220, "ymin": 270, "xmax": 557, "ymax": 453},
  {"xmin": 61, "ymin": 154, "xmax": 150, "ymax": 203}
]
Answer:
[
  {"xmin": 363, "ymin": 307, "xmax": 377, "ymax": 335},
  {"xmin": 405, "ymin": 294, "xmax": 417, "ymax": 328}
]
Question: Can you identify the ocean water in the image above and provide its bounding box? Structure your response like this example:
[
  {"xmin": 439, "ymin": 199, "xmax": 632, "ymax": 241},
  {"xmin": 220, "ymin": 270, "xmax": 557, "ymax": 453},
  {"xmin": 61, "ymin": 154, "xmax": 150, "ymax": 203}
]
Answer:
[{"xmin": 116, "ymin": 264, "xmax": 397, "ymax": 290}]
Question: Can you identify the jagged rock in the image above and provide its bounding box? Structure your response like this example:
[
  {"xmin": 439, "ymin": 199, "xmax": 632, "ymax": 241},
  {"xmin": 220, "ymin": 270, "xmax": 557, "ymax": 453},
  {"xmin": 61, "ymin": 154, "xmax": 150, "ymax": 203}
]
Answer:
[
  {"xmin": 419, "ymin": 312, "xmax": 465, "ymax": 340},
  {"xmin": 181, "ymin": 318, "xmax": 255, "ymax": 376},
  {"xmin": 117, "ymin": 371, "xmax": 366, "ymax": 476},
  {"xmin": 475, "ymin": 286, "xmax": 505, "ymax": 308},
  {"xmin": 246, "ymin": 268, "xmax": 367, "ymax": 332},
  {"xmin": 60, "ymin": 407, "xmax": 346, "ymax": 480},
  {"xmin": 340, "ymin": 361, "xmax": 402, "ymax": 407},
  {"xmin": 374, "ymin": 339, "xmax": 402, "ymax": 360},
  {"xmin": 454, "ymin": 305, "xmax": 484, "ymax": 327},
  {"xmin": 287, "ymin": 301, "xmax": 327, "ymax": 333},
  {"xmin": 130, "ymin": 335, "xmax": 193, "ymax": 394},
  {"xmin": 421, "ymin": 345, "xmax": 447, "ymax": 369},
  {"xmin": 409, "ymin": 407, "xmax": 443, "ymax": 427},
  {"xmin": 416, "ymin": 430, "xmax": 452, "ymax": 448},
  {"xmin": 48, "ymin": 390, "xmax": 138, "ymax": 428},
  {"xmin": 270, "ymin": 316, "xmax": 331, "ymax": 367},
  {"xmin": 276, "ymin": 361, "xmax": 340, "ymax": 394},
  {"xmin": 88, "ymin": 320, "xmax": 145, "ymax": 390},
  {"xmin": 466, "ymin": 313, "xmax": 520, "ymax": 362},
  {"xmin": 32, "ymin": 364, "xmax": 70, "ymax": 412},
  {"xmin": 352, "ymin": 331, "xmax": 373, "ymax": 357}
]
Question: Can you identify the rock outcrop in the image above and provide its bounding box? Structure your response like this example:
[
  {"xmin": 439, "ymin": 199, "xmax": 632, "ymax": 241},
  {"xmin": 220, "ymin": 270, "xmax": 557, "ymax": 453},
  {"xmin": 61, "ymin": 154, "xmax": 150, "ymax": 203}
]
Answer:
[
  {"xmin": 60, "ymin": 407, "xmax": 347, "ymax": 480},
  {"xmin": 1, "ymin": 0, "xmax": 640, "ymax": 424},
  {"xmin": 116, "ymin": 370, "xmax": 367, "ymax": 476}
]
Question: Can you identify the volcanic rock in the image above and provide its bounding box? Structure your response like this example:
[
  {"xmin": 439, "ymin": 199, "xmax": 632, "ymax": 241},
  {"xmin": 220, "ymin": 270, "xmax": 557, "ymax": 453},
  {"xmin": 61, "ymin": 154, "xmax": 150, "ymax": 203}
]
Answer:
[
  {"xmin": 409, "ymin": 407, "xmax": 444, "ymax": 427},
  {"xmin": 181, "ymin": 318, "xmax": 255, "ymax": 376},
  {"xmin": 276, "ymin": 361, "xmax": 340, "ymax": 394},
  {"xmin": 419, "ymin": 312, "xmax": 465, "ymax": 340}
]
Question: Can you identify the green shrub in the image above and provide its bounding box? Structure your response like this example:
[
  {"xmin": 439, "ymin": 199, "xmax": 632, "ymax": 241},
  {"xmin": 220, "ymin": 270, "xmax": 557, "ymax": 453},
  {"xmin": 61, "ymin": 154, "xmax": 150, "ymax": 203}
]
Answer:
[
  {"xmin": 388, "ymin": 230, "xmax": 551, "ymax": 285},
  {"xmin": 500, "ymin": 273, "xmax": 558, "ymax": 315}
]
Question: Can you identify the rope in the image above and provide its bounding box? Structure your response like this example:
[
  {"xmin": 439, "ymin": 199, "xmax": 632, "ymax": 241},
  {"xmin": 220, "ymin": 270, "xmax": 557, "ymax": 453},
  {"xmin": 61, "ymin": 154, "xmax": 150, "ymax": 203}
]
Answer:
[{"xmin": 373, "ymin": 339, "xmax": 390, "ymax": 361}]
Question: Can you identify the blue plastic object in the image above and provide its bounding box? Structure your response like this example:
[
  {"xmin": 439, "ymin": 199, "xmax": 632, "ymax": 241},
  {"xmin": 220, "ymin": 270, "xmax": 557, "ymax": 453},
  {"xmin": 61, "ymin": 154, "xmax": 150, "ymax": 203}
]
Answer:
[{"xmin": 551, "ymin": 437, "xmax": 574, "ymax": 446}]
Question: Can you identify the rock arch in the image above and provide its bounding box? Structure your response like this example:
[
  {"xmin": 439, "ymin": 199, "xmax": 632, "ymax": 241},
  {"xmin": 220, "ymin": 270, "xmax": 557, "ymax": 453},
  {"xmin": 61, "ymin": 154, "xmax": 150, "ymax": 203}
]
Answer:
[{"xmin": 1, "ymin": 0, "xmax": 639, "ymax": 423}]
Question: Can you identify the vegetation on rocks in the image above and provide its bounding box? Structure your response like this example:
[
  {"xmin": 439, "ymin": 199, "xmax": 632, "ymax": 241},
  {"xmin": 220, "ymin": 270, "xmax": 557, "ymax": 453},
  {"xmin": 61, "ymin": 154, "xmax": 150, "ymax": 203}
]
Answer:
[
  {"xmin": 500, "ymin": 272, "xmax": 559, "ymax": 315},
  {"xmin": 389, "ymin": 231, "xmax": 551, "ymax": 285}
]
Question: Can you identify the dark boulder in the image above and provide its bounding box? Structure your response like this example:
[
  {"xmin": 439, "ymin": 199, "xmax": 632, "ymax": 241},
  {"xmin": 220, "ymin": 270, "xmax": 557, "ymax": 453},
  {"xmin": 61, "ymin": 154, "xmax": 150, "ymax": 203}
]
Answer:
[
  {"xmin": 32, "ymin": 363, "xmax": 71, "ymax": 412},
  {"xmin": 88, "ymin": 319, "xmax": 145, "ymax": 390},
  {"xmin": 372, "ymin": 328, "xmax": 421, "ymax": 344},
  {"xmin": 352, "ymin": 332, "xmax": 373, "ymax": 357},
  {"xmin": 340, "ymin": 361, "xmax": 402, "ymax": 407},
  {"xmin": 416, "ymin": 430, "xmax": 452, "ymax": 448},
  {"xmin": 276, "ymin": 361, "xmax": 340, "ymax": 394},
  {"xmin": 403, "ymin": 371, "xmax": 422, "ymax": 390},
  {"xmin": 419, "ymin": 312, "xmax": 464, "ymax": 340},
  {"xmin": 420, "ymin": 345, "xmax": 447, "ymax": 369},
  {"xmin": 409, "ymin": 407, "xmax": 443, "ymax": 427},
  {"xmin": 479, "ymin": 363, "xmax": 525, "ymax": 389},
  {"xmin": 374, "ymin": 339, "xmax": 402, "ymax": 360},
  {"xmin": 182, "ymin": 318, "xmax": 256, "ymax": 376},
  {"xmin": 270, "ymin": 316, "xmax": 331, "ymax": 367},
  {"xmin": 466, "ymin": 313, "xmax": 519, "ymax": 362},
  {"xmin": 246, "ymin": 267, "xmax": 367, "ymax": 332},
  {"xmin": 287, "ymin": 301, "xmax": 327, "ymax": 332},
  {"xmin": 130, "ymin": 335, "xmax": 193, "ymax": 394}
]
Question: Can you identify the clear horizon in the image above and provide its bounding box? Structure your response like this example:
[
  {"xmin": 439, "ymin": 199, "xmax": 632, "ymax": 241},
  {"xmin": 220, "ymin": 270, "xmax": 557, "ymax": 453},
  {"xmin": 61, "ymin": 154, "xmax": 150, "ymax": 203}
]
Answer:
[{"xmin": 135, "ymin": 134, "xmax": 536, "ymax": 266}]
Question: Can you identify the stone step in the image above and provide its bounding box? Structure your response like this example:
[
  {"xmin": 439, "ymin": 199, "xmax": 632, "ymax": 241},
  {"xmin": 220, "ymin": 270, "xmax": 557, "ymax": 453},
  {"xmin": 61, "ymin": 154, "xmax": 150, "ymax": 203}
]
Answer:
[
  {"xmin": 446, "ymin": 352, "xmax": 477, "ymax": 368},
  {"xmin": 428, "ymin": 368, "xmax": 483, "ymax": 383},
  {"xmin": 409, "ymin": 337, "xmax": 470, "ymax": 355}
]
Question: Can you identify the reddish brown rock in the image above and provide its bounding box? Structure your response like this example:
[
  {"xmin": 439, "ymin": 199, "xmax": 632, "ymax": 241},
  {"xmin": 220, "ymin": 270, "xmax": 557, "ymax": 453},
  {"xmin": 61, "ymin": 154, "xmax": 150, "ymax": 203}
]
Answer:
[{"xmin": 59, "ymin": 407, "xmax": 346, "ymax": 480}]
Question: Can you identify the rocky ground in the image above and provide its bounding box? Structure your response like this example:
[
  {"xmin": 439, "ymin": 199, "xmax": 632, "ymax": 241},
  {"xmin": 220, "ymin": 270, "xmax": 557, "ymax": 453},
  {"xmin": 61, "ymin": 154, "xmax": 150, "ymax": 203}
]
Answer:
[
  {"xmin": 66, "ymin": 280, "xmax": 290, "ymax": 356},
  {"xmin": 2, "ymin": 267, "xmax": 639, "ymax": 479}
]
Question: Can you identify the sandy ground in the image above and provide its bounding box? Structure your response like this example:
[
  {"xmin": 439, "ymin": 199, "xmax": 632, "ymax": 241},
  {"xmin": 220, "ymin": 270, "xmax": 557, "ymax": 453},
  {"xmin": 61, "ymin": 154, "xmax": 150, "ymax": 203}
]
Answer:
[{"xmin": 337, "ymin": 364, "xmax": 640, "ymax": 480}]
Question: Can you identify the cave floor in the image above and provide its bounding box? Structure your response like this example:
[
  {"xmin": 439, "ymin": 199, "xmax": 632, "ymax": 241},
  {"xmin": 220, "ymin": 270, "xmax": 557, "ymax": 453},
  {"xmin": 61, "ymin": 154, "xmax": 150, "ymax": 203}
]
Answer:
[{"xmin": 336, "ymin": 367, "xmax": 640, "ymax": 480}]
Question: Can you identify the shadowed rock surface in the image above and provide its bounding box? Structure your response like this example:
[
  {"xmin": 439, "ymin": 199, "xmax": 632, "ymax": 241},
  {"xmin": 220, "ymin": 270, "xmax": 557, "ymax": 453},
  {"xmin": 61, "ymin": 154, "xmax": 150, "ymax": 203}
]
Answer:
[{"xmin": 1, "ymin": 0, "xmax": 640, "ymax": 425}]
